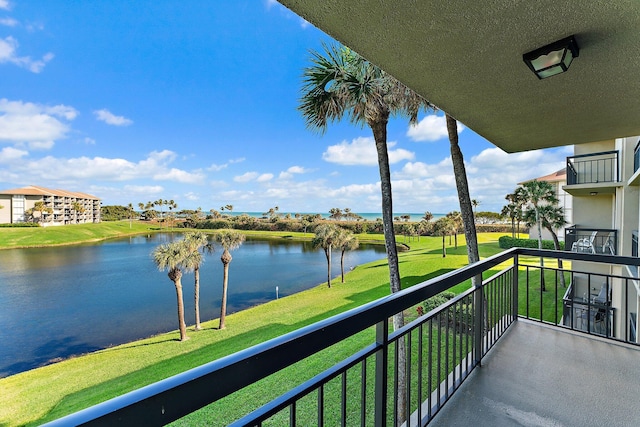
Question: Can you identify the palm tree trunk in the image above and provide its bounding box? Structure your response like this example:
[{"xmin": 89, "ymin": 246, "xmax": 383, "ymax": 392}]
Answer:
[
  {"xmin": 194, "ymin": 267, "xmax": 202, "ymax": 330},
  {"xmin": 447, "ymin": 114, "xmax": 480, "ymax": 284},
  {"xmin": 442, "ymin": 234, "xmax": 446, "ymax": 257},
  {"xmin": 174, "ymin": 280, "xmax": 188, "ymax": 341},
  {"xmin": 535, "ymin": 209, "xmax": 546, "ymax": 291},
  {"xmin": 548, "ymin": 228, "xmax": 566, "ymax": 287},
  {"xmin": 371, "ymin": 117, "xmax": 406, "ymax": 424},
  {"xmin": 325, "ymin": 246, "xmax": 332, "ymax": 288},
  {"xmin": 219, "ymin": 263, "xmax": 229, "ymax": 329},
  {"xmin": 340, "ymin": 249, "xmax": 346, "ymax": 283}
]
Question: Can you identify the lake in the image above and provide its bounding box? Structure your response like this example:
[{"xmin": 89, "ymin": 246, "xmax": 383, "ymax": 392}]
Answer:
[{"xmin": 0, "ymin": 233, "xmax": 386, "ymax": 377}]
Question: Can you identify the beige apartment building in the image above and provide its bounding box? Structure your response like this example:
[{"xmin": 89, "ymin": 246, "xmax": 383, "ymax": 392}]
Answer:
[
  {"xmin": 0, "ymin": 185, "xmax": 101, "ymax": 225},
  {"xmin": 563, "ymin": 137, "xmax": 640, "ymax": 342}
]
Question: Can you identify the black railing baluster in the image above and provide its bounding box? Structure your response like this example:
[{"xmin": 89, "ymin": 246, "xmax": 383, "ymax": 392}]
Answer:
[{"xmin": 360, "ymin": 360, "xmax": 366, "ymax": 427}]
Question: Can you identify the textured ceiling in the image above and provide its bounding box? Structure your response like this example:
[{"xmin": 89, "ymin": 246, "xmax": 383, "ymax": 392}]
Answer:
[{"xmin": 279, "ymin": 0, "xmax": 640, "ymax": 152}]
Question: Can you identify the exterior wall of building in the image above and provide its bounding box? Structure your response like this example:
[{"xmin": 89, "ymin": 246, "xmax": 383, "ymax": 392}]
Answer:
[
  {"xmin": 0, "ymin": 186, "xmax": 101, "ymax": 225},
  {"xmin": 0, "ymin": 195, "xmax": 10, "ymax": 224},
  {"xmin": 567, "ymin": 137, "xmax": 640, "ymax": 342}
]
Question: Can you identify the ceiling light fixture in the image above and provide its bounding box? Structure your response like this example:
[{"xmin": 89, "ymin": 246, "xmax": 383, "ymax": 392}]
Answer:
[{"xmin": 523, "ymin": 35, "xmax": 579, "ymax": 79}]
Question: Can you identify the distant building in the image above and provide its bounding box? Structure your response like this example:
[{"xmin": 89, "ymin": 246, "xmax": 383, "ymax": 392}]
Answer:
[
  {"xmin": 518, "ymin": 168, "xmax": 572, "ymax": 241},
  {"xmin": 0, "ymin": 185, "xmax": 101, "ymax": 226}
]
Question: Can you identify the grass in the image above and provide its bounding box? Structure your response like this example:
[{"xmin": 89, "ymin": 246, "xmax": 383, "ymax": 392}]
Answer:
[
  {"xmin": 0, "ymin": 229, "xmax": 552, "ymax": 426},
  {"xmin": 0, "ymin": 221, "xmax": 163, "ymax": 249}
]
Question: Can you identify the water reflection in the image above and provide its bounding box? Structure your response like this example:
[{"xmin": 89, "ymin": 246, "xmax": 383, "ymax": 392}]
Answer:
[{"xmin": 0, "ymin": 234, "xmax": 385, "ymax": 377}]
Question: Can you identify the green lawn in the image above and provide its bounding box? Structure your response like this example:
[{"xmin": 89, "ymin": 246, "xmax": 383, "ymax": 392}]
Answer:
[
  {"xmin": 0, "ymin": 230, "xmax": 549, "ymax": 426},
  {"xmin": 0, "ymin": 221, "xmax": 162, "ymax": 249}
]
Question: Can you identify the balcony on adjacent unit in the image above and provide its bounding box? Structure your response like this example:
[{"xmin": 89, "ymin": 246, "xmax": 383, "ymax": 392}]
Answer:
[
  {"xmin": 564, "ymin": 226, "xmax": 617, "ymax": 255},
  {"xmin": 565, "ymin": 151, "xmax": 620, "ymax": 196},
  {"xmin": 42, "ymin": 248, "xmax": 640, "ymax": 427}
]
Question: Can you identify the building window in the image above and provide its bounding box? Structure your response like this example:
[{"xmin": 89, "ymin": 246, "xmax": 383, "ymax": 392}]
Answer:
[{"xmin": 12, "ymin": 195, "xmax": 25, "ymax": 223}]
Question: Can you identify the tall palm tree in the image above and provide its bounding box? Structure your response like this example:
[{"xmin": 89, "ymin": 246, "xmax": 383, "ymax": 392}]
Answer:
[
  {"xmin": 212, "ymin": 230, "xmax": 245, "ymax": 330},
  {"xmin": 152, "ymin": 241, "xmax": 194, "ymax": 341},
  {"xmin": 434, "ymin": 216, "xmax": 455, "ymax": 257},
  {"xmin": 183, "ymin": 231, "xmax": 213, "ymax": 331},
  {"xmin": 521, "ymin": 180, "xmax": 558, "ymax": 291},
  {"xmin": 336, "ymin": 228, "xmax": 359, "ymax": 283},
  {"xmin": 501, "ymin": 201, "xmax": 520, "ymax": 238},
  {"xmin": 312, "ymin": 224, "xmax": 340, "ymax": 288},
  {"xmin": 524, "ymin": 204, "xmax": 568, "ymax": 287},
  {"xmin": 445, "ymin": 211, "xmax": 463, "ymax": 249},
  {"xmin": 471, "ymin": 199, "xmax": 480, "ymax": 216},
  {"xmin": 446, "ymin": 114, "xmax": 480, "ymax": 283},
  {"xmin": 300, "ymin": 44, "xmax": 433, "ymax": 420}
]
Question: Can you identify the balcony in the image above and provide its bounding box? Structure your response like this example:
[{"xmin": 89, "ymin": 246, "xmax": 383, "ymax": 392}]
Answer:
[
  {"xmin": 565, "ymin": 151, "xmax": 620, "ymax": 196},
  {"xmin": 564, "ymin": 226, "xmax": 617, "ymax": 255},
  {"xmin": 43, "ymin": 248, "xmax": 640, "ymax": 426}
]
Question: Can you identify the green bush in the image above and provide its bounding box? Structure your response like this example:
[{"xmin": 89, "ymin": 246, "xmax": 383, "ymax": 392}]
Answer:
[
  {"xmin": 498, "ymin": 235, "xmax": 564, "ymax": 250},
  {"xmin": 476, "ymin": 224, "xmax": 522, "ymax": 233},
  {"xmin": 0, "ymin": 222, "xmax": 40, "ymax": 227}
]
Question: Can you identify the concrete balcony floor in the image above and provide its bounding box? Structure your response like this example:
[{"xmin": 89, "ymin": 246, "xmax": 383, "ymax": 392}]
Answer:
[{"xmin": 430, "ymin": 319, "xmax": 640, "ymax": 427}]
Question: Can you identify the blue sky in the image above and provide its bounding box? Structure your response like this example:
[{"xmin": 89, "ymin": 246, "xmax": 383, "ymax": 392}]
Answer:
[{"xmin": 0, "ymin": 0, "xmax": 570, "ymax": 214}]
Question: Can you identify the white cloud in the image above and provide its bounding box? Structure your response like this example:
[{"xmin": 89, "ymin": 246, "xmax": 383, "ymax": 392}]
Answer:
[
  {"xmin": 323, "ymin": 136, "xmax": 414, "ymax": 166},
  {"xmin": 1, "ymin": 149, "xmax": 206, "ymax": 185},
  {"xmin": 0, "ymin": 17, "xmax": 18, "ymax": 27},
  {"xmin": 0, "ymin": 36, "xmax": 53, "ymax": 72},
  {"xmin": 93, "ymin": 109, "xmax": 133, "ymax": 126},
  {"xmin": 279, "ymin": 165, "xmax": 310, "ymax": 179},
  {"xmin": 407, "ymin": 114, "xmax": 465, "ymax": 142},
  {"xmin": 0, "ymin": 146, "xmax": 27, "ymax": 162},
  {"xmin": 123, "ymin": 185, "xmax": 164, "ymax": 195},
  {"xmin": 0, "ymin": 98, "xmax": 77, "ymax": 148},
  {"xmin": 234, "ymin": 171, "xmax": 259, "ymax": 183},
  {"xmin": 153, "ymin": 168, "xmax": 205, "ymax": 184},
  {"xmin": 207, "ymin": 157, "xmax": 245, "ymax": 172},
  {"xmin": 184, "ymin": 192, "xmax": 199, "ymax": 201},
  {"xmin": 0, "ymin": 0, "xmax": 10, "ymax": 10},
  {"xmin": 84, "ymin": 137, "xmax": 96, "ymax": 145},
  {"xmin": 257, "ymin": 173, "xmax": 274, "ymax": 182}
]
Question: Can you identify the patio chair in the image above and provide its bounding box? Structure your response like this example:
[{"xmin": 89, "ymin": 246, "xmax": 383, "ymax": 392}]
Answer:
[
  {"xmin": 592, "ymin": 284, "xmax": 608, "ymax": 304},
  {"xmin": 571, "ymin": 231, "xmax": 597, "ymax": 253}
]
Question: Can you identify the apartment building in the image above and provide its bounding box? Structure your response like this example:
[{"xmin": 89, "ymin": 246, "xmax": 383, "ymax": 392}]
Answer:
[
  {"xmin": 563, "ymin": 137, "xmax": 639, "ymax": 342},
  {"xmin": 0, "ymin": 185, "xmax": 101, "ymax": 225}
]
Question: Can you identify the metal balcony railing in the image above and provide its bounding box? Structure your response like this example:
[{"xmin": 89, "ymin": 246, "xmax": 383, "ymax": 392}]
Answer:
[
  {"xmin": 564, "ymin": 226, "xmax": 617, "ymax": 255},
  {"xmin": 43, "ymin": 248, "xmax": 640, "ymax": 427},
  {"xmin": 566, "ymin": 150, "xmax": 619, "ymax": 185}
]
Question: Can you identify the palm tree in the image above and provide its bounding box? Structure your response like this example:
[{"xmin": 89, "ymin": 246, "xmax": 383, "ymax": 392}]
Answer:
[
  {"xmin": 520, "ymin": 180, "xmax": 558, "ymax": 291},
  {"xmin": 152, "ymin": 241, "xmax": 194, "ymax": 341},
  {"xmin": 524, "ymin": 204, "xmax": 568, "ymax": 287},
  {"xmin": 127, "ymin": 203, "xmax": 135, "ymax": 229},
  {"xmin": 445, "ymin": 211, "xmax": 463, "ymax": 249},
  {"xmin": 501, "ymin": 201, "xmax": 520, "ymax": 238},
  {"xmin": 31, "ymin": 201, "xmax": 52, "ymax": 223},
  {"xmin": 299, "ymin": 45, "xmax": 432, "ymax": 419},
  {"xmin": 505, "ymin": 187, "xmax": 527, "ymax": 238},
  {"xmin": 312, "ymin": 224, "xmax": 340, "ymax": 288},
  {"xmin": 212, "ymin": 230, "xmax": 245, "ymax": 329},
  {"xmin": 300, "ymin": 44, "xmax": 431, "ymax": 295},
  {"xmin": 434, "ymin": 217, "xmax": 455, "ymax": 257},
  {"xmin": 183, "ymin": 231, "xmax": 213, "ymax": 330},
  {"xmin": 471, "ymin": 199, "xmax": 480, "ymax": 216},
  {"xmin": 336, "ymin": 228, "xmax": 359, "ymax": 283},
  {"xmin": 446, "ymin": 114, "xmax": 480, "ymax": 284}
]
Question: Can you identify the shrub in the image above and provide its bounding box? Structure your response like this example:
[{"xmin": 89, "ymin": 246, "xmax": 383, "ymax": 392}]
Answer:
[
  {"xmin": 0, "ymin": 222, "xmax": 40, "ymax": 227},
  {"xmin": 498, "ymin": 235, "xmax": 564, "ymax": 250}
]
